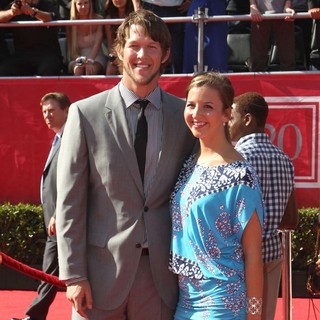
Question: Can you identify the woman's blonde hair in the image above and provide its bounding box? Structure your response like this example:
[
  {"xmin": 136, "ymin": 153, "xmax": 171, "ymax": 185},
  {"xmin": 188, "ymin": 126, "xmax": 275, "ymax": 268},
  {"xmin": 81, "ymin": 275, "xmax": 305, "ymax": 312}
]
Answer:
[
  {"xmin": 186, "ymin": 72, "xmax": 234, "ymax": 142},
  {"xmin": 67, "ymin": 0, "xmax": 95, "ymax": 60},
  {"xmin": 186, "ymin": 72, "xmax": 234, "ymax": 109}
]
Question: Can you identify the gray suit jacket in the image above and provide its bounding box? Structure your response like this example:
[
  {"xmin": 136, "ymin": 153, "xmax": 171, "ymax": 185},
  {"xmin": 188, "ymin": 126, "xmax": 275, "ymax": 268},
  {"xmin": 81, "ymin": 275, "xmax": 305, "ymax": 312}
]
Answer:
[
  {"xmin": 42, "ymin": 138, "xmax": 60, "ymax": 240},
  {"xmin": 56, "ymin": 86, "xmax": 196, "ymax": 310}
]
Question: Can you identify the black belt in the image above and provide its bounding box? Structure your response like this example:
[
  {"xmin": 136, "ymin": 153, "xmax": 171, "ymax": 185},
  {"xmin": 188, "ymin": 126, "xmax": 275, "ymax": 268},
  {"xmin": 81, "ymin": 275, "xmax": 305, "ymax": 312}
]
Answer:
[{"xmin": 141, "ymin": 248, "xmax": 149, "ymax": 256}]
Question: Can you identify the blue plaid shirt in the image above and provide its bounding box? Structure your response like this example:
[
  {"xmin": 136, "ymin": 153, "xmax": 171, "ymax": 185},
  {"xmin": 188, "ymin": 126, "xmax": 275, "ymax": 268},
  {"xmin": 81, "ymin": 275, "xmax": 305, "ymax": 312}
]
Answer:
[{"xmin": 235, "ymin": 133, "xmax": 295, "ymax": 263}]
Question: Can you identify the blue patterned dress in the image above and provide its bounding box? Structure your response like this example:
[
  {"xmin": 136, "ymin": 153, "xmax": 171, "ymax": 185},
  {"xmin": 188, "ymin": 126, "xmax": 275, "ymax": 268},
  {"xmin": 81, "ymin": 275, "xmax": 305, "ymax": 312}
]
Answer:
[{"xmin": 169, "ymin": 155, "xmax": 264, "ymax": 320}]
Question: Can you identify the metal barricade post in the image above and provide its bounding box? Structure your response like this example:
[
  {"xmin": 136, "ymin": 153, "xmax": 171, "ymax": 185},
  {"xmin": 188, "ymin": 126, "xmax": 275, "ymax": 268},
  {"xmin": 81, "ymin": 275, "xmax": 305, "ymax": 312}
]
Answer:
[
  {"xmin": 192, "ymin": 7, "xmax": 209, "ymax": 73},
  {"xmin": 282, "ymin": 230, "xmax": 293, "ymax": 320}
]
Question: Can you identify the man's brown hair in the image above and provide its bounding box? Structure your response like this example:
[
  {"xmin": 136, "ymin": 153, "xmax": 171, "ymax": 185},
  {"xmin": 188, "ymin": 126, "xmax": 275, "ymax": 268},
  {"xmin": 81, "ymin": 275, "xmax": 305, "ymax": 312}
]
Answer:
[
  {"xmin": 40, "ymin": 92, "xmax": 71, "ymax": 110},
  {"xmin": 114, "ymin": 9, "xmax": 172, "ymax": 74}
]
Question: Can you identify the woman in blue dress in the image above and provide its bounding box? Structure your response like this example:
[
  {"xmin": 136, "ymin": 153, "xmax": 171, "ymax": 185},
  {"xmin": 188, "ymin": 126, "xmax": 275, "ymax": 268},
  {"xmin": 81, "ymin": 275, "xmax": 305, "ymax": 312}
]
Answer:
[{"xmin": 169, "ymin": 72, "xmax": 264, "ymax": 319}]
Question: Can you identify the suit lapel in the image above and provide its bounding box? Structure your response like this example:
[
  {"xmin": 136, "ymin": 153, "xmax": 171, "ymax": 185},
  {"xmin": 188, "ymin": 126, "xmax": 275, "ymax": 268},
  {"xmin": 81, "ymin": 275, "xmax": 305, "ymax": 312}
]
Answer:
[
  {"xmin": 146, "ymin": 91, "xmax": 185, "ymax": 199},
  {"xmin": 44, "ymin": 138, "xmax": 60, "ymax": 172},
  {"xmin": 41, "ymin": 139, "xmax": 60, "ymax": 203},
  {"xmin": 104, "ymin": 88, "xmax": 142, "ymax": 190},
  {"xmin": 160, "ymin": 92, "xmax": 184, "ymax": 161}
]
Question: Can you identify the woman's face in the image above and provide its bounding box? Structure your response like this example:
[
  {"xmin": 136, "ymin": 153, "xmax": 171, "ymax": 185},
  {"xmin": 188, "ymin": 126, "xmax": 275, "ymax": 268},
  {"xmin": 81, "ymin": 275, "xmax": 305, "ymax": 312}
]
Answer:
[
  {"xmin": 184, "ymin": 85, "xmax": 230, "ymax": 141},
  {"xmin": 112, "ymin": 0, "xmax": 127, "ymax": 9},
  {"xmin": 75, "ymin": 0, "xmax": 90, "ymax": 16}
]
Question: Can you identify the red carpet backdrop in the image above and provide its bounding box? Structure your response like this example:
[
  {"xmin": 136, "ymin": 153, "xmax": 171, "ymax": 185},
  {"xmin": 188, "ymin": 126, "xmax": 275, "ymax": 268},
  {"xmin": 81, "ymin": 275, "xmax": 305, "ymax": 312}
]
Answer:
[{"xmin": 0, "ymin": 73, "xmax": 319, "ymax": 207}]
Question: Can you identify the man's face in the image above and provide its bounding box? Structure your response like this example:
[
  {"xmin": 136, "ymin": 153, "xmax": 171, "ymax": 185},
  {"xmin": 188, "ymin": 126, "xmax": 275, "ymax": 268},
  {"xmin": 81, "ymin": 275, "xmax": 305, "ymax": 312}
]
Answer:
[
  {"xmin": 117, "ymin": 24, "xmax": 170, "ymax": 95},
  {"xmin": 229, "ymin": 102, "xmax": 246, "ymax": 142},
  {"xmin": 42, "ymin": 99, "xmax": 68, "ymax": 133}
]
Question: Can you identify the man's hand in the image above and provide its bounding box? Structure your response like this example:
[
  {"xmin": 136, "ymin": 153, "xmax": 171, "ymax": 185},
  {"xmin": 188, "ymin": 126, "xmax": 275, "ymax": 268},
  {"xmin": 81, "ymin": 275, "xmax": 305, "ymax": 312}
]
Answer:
[
  {"xmin": 20, "ymin": 2, "xmax": 34, "ymax": 15},
  {"xmin": 10, "ymin": 2, "xmax": 22, "ymax": 17},
  {"xmin": 250, "ymin": 4, "xmax": 262, "ymax": 22},
  {"xmin": 284, "ymin": 7, "xmax": 295, "ymax": 21},
  {"xmin": 309, "ymin": 8, "xmax": 320, "ymax": 19},
  {"xmin": 47, "ymin": 217, "xmax": 56, "ymax": 236},
  {"xmin": 66, "ymin": 280, "xmax": 93, "ymax": 318}
]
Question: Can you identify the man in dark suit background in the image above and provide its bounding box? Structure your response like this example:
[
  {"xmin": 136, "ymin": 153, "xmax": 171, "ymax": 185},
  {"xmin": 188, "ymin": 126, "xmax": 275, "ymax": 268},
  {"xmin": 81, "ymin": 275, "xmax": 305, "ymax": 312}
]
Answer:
[
  {"xmin": 56, "ymin": 9, "xmax": 196, "ymax": 320},
  {"xmin": 12, "ymin": 92, "xmax": 70, "ymax": 320}
]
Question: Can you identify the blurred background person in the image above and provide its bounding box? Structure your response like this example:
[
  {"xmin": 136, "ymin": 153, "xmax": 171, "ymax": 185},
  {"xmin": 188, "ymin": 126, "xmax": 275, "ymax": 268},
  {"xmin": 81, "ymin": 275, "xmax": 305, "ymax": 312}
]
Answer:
[
  {"xmin": 11, "ymin": 92, "xmax": 70, "ymax": 320},
  {"xmin": 229, "ymin": 92, "xmax": 298, "ymax": 320},
  {"xmin": 226, "ymin": 0, "xmax": 251, "ymax": 30},
  {"xmin": 67, "ymin": 0, "xmax": 106, "ymax": 75},
  {"xmin": 308, "ymin": 0, "xmax": 320, "ymax": 68},
  {"xmin": 0, "ymin": 0, "xmax": 12, "ymax": 63},
  {"xmin": 58, "ymin": 0, "xmax": 72, "ymax": 19},
  {"xmin": 0, "ymin": 33, "xmax": 9, "ymax": 63},
  {"xmin": 104, "ymin": 0, "xmax": 134, "ymax": 75},
  {"xmin": 249, "ymin": 0, "xmax": 296, "ymax": 71},
  {"xmin": 183, "ymin": 0, "xmax": 228, "ymax": 73},
  {"xmin": 292, "ymin": 0, "xmax": 313, "ymax": 69},
  {"xmin": 0, "ymin": 0, "xmax": 63, "ymax": 76}
]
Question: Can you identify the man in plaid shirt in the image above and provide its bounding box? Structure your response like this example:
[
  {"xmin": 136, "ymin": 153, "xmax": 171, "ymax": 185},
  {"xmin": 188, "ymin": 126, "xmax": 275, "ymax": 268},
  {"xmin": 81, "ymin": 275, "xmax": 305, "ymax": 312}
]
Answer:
[{"xmin": 229, "ymin": 91, "xmax": 298, "ymax": 320}]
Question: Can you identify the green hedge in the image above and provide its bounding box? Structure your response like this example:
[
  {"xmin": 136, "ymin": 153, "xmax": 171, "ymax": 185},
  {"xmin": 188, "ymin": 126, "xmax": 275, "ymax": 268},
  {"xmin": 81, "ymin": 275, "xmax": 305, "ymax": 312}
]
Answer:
[
  {"xmin": 0, "ymin": 203, "xmax": 45, "ymax": 265},
  {"xmin": 0, "ymin": 203, "xmax": 319, "ymax": 269},
  {"xmin": 291, "ymin": 207, "xmax": 320, "ymax": 270}
]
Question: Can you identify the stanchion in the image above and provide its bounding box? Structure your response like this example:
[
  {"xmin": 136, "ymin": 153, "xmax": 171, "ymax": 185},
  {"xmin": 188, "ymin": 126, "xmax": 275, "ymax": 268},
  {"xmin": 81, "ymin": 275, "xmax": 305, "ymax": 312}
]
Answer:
[
  {"xmin": 282, "ymin": 230, "xmax": 293, "ymax": 320},
  {"xmin": 192, "ymin": 7, "xmax": 209, "ymax": 73}
]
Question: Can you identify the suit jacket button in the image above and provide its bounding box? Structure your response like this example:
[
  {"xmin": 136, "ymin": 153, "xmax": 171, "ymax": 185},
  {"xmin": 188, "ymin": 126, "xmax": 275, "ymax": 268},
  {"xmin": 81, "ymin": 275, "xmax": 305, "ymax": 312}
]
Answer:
[
  {"xmin": 144, "ymin": 206, "xmax": 148, "ymax": 212},
  {"xmin": 135, "ymin": 243, "xmax": 142, "ymax": 248}
]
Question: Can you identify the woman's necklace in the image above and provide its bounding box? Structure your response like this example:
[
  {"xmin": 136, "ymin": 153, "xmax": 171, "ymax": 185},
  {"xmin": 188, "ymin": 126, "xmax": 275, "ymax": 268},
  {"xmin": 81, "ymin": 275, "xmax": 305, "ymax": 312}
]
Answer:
[{"xmin": 197, "ymin": 153, "xmax": 223, "ymax": 166}]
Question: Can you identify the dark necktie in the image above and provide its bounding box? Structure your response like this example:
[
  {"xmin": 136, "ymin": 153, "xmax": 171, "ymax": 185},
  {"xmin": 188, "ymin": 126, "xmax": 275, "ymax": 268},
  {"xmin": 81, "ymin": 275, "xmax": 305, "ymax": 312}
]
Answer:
[{"xmin": 134, "ymin": 99, "xmax": 148, "ymax": 183}]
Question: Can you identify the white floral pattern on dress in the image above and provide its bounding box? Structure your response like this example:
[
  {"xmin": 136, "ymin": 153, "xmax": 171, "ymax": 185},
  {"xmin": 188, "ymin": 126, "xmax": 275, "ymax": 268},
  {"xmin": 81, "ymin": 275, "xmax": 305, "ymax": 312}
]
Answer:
[{"xmin": 170, "ymin": 154, "xmax": 264, "ymax": 319}]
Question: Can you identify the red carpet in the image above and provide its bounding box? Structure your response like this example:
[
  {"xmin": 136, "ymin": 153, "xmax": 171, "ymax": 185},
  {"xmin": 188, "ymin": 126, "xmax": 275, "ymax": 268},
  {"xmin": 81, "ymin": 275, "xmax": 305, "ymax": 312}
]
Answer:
[
  {"xmin": 0, "ymin": 290, "xmax": 71, "ymax": 320},
  {"xmin": 0, "ymin": 290, "xmax": 320, "ymax": 319}
]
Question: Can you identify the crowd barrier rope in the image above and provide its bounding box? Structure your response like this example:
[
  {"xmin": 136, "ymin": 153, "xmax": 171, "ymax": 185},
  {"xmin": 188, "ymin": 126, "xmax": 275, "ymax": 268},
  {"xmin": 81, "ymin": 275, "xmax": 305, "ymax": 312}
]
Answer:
[{"xmin": 0, "ymin": 251, "xmax": 66, "ymax": 289}]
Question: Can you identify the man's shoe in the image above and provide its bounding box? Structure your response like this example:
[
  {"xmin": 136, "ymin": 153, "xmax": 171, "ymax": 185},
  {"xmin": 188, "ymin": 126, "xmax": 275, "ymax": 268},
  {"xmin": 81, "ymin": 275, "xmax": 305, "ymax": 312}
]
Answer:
[{"xmin": 10, "ymin": 317, "xmax": 32, "ymax": 320}]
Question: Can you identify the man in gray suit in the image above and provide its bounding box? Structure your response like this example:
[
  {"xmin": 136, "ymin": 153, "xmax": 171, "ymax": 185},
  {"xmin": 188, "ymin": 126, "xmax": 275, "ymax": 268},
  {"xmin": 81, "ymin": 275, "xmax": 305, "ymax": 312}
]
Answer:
[
  {"xmin": 56, "ymin": 9, "xmax": 196, "ymax": 320},
  {"xmin": 12, "ymin": 92, "xmax": 70, "ymax": 320}
]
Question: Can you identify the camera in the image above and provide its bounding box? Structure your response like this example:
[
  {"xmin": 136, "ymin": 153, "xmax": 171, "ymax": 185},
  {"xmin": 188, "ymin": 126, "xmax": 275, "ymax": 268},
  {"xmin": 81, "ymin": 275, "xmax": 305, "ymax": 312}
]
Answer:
[
  {"xmin": 107, "ymin": 54, "xmax": 117, "ymax": 63},
  {"xmin": 76, "ymin": 56, "xmax": 87, "ymax": 66}
]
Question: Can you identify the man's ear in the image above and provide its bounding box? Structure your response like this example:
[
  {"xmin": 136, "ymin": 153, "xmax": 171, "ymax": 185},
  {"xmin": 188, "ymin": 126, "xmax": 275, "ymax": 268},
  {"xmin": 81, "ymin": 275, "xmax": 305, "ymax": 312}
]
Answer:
[
  {"xmin": 161, "ymin": 48, "xmax": 171, "ymax": 64},
  {"xmin": 243, "ymin": 113, "xmax": 253, "ymax": 127},
  {"xmin": 116, "ymin": 48, "xmax": 123, "ymax": 62}
]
